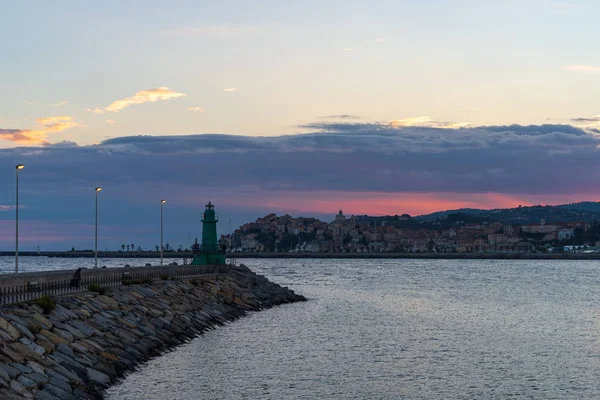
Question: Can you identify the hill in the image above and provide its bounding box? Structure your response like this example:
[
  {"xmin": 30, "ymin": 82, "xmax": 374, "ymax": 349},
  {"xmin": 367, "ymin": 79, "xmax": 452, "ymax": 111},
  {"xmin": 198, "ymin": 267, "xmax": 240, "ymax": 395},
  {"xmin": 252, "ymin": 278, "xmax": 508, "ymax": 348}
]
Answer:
[{"xmin": 415, "ymin": 201, "xmax": 600, "ymax": 224}]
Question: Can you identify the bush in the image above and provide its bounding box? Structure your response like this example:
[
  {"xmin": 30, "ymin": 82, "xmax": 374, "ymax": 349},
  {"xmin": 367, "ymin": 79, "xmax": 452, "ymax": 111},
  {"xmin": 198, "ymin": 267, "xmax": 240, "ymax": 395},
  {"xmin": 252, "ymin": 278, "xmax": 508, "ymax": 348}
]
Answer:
[
  {"xmin": 34, "ymin": 296, "xmax": 56, "ymax": 314},
  {"xmin": 159, "ymin": 274, "xmax": 170, "ymax": 280},
  {"xmin": 89, "ymin": 283, "xmax": 106, "ymax": 295}
]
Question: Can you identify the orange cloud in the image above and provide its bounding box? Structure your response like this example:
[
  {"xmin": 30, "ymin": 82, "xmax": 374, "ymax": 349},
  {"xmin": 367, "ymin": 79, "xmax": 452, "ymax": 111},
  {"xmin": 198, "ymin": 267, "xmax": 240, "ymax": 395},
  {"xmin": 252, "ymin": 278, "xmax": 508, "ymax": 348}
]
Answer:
[
  {"xmin": 87, "ymin": 107, "xmax": 105, "ymax": 114},
  {"xmin": 390, "ymin": 116, "xmax": 470, "ymax": 129},
  {"xmin": 0, "ymin": 116, "xmax": 79, "ymax": 145},
  {"xmin": 105, "ymin": 87, "xmax": 187, "ymax": 112},
  {"xmin": 187, "ymin": 106, "xmax": 205, "ymax": 112}
]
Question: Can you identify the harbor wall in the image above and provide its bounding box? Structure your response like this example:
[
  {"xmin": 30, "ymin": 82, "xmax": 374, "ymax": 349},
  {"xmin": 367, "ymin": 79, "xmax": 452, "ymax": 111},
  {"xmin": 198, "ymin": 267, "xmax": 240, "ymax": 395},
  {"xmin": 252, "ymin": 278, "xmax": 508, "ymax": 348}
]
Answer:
[{"xmin": 0, "ymin": 264, "xmax": 306, "ymax": 399}]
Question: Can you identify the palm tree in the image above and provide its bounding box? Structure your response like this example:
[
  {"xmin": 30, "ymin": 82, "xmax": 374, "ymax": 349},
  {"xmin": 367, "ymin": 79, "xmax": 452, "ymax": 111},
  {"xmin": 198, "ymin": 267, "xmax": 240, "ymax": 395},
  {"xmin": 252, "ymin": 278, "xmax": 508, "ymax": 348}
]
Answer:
[
  {"xmin": 155, "ymin": 245, "xmax": 159, "ymax": 252},
  {"xmin": 121, "ymin": 244, "xmax": 125, "ymax": 252},
  {"xmin": 127, "ymin": 245, "xmax": 130, "ymax": 252},
  {"xmin": 131, "ymin": 243, "xmax": 134, "ymax": 252}
]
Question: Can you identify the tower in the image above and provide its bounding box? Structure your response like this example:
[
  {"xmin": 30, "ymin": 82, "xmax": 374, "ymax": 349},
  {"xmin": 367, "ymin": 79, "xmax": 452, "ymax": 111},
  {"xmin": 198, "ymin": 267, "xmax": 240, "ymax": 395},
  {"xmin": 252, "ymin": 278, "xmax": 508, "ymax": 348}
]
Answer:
[{"xmin": 191, "ymin": 202, "xmax": 226, "ymax": 265}]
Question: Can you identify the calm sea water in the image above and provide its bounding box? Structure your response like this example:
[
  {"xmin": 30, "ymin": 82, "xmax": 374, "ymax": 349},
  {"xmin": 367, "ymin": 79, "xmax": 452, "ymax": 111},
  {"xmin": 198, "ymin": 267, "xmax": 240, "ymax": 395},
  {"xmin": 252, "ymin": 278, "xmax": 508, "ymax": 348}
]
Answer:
[{"xmin": 99, "ymin": 258, "xmax": 600, "ymax": 399}]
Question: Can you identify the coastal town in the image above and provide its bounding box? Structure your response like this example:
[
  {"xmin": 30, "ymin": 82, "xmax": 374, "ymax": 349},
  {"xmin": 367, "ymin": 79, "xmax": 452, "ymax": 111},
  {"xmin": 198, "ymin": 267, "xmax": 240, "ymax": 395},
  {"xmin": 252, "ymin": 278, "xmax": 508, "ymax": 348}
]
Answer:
[{"xmin": 222, "ymin": 209, "xmax": 600, "ymax": 254}]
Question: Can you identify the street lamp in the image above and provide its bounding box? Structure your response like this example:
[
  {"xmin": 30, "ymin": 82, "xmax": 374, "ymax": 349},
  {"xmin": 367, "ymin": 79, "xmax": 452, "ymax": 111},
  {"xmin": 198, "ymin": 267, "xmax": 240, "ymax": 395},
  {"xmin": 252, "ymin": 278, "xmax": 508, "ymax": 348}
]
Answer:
[
  {"xmin": 15, "ymin": 164, "xmax": 24, "ymax": 274},
  {"xmin": 95, "ymin": 187, "xmax": 102, "ymax": 268},
  {"xmin": 161, "ymin": 200, "xmax": 166, "ymax": 266}
]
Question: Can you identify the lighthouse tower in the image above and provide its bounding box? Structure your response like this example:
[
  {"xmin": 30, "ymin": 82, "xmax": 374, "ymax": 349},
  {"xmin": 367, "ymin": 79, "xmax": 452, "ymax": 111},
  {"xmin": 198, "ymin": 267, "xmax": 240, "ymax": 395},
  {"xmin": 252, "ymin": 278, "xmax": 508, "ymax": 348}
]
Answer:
[{"xmin": 191, "ymin": 202, "xmax": 226, "ymax": 265}]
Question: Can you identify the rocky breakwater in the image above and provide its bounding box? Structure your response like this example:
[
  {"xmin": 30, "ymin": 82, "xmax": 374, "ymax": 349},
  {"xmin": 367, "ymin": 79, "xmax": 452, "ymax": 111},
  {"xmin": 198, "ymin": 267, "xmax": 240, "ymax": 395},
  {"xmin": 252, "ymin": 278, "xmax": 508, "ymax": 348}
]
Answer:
[{"xmin": 0, "ymin": 264, "xmax": 305, "ymax": 399}]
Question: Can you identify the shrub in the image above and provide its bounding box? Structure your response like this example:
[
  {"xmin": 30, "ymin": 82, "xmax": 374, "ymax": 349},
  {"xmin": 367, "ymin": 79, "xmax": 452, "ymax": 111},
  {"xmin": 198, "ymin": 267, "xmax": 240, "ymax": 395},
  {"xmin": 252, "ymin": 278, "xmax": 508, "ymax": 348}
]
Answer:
[
  {"xmin": 159, "ymin": 274, "xmax": 170, "ymax": 281},
  {"xmin": 34, "ymin": 296, "xmax": 56, "ymax": 314},
  {"xmin": 89, "ymin": 283, "xmax": 106, "ymax": 295}
]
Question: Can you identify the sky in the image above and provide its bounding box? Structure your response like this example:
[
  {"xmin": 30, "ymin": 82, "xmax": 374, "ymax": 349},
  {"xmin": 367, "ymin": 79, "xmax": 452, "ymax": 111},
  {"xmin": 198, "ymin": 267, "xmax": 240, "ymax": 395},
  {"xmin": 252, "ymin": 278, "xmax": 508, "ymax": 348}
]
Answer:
[{"xmin": 1, "ymin": 0, "xmax": 600, "ymax": 252}]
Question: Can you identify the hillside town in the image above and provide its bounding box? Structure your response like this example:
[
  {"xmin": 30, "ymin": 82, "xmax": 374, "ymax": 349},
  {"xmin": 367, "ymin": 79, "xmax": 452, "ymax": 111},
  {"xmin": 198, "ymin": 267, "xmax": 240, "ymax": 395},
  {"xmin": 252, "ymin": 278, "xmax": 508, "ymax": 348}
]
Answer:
[{"xmin": 221, "ymin": 210, "xmax": 600, "ymax": 254}]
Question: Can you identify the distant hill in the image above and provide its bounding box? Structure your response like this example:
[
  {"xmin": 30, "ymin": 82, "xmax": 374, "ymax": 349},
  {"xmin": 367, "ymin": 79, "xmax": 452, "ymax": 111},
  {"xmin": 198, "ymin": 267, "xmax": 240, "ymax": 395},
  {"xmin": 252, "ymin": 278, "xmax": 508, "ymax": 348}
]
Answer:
[{"xmin": 415, "ymin": 201, "xmax": 600, "ymax": 224}]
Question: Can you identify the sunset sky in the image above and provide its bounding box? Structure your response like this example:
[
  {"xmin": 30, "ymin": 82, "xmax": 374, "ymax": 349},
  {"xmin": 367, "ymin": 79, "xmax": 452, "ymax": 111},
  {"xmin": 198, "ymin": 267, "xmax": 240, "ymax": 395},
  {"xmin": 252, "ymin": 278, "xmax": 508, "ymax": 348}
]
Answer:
[{"xmin": 1, "ymin": 1, "xmax": 600, "ymax": 252}]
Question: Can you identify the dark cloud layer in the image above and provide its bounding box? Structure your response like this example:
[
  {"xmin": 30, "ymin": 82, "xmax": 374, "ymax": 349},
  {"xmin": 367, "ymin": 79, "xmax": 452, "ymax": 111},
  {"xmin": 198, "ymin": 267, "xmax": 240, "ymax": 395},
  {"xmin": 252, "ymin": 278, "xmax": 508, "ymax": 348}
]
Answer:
[{"xmin": 1, "ymin": 123, "xmax": 599, "ymax": 196}]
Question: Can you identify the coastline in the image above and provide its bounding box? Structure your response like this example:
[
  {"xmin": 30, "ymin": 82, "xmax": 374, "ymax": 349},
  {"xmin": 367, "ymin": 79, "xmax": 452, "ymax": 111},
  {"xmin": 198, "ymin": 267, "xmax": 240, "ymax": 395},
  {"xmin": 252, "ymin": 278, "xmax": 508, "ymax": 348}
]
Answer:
[
  {"xmin": 1, "ymin": 251, "xmax": 599, "ymax": 260},
  {"xmin": 0, "ymin": 264, "xmax": 306, "ymax": 399}
]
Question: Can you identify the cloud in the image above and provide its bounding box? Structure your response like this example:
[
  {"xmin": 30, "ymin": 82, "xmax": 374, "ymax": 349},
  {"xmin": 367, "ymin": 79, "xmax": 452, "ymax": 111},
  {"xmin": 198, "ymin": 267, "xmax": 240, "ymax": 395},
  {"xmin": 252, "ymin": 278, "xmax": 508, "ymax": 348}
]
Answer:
[
  {"xmin": 87, "ymin": 107, "xmax": 105, "ymax": 115},
  {"xmin": 27, "ymin": 101, "xmax": 36, "ymax": 106},
  {"xmin": 52, "ymin": 101, "xmax": 68, "ymax": 107},
  {"xmin": 376, "ymin": 37, "xmax": 387, "ymax": 43},
  {"xmin": 344, "ymin": 47, "xmax": 353, "ymax": 51},
  {"xmin": 105, "ymin": 87, "xmax": 187, "ymax": 112},
  {"xmin": 224, "ymin": 88, "xmax": 237, "ymax": 92},
  {"xmin": 571, "ymin": 115, "xmax": 600, "ymax": 130},
  {"xmin": 187, "ymin": 107, "xmax": 205, "ymax": 113},
  {"xmin": 105, "ymin": 119, "xmax": 116, "ymax": 124},
  {"xmin": 561, "ymin": 65, "xmax": 600, "ymax": 73},
  {"xmin": 0, "ymin": 116, "xmax": 79, "ymax": 145},
  {"xmin": 571, "ymin": 116, "xmax": 600, "ymax": 123},
  {"xmin": 389, "ymin": 116, "xmax": 470, "ymax": 129}
]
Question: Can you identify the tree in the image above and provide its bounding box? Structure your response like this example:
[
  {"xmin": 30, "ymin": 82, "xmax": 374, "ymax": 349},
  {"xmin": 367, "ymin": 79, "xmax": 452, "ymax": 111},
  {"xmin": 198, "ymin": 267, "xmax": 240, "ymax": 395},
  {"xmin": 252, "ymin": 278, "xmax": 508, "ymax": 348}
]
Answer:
[
  {"xmin": 155, "ymin": 245, "xmax": 159, "ymax": 252},
  {"xmin": 131, "ymin": 243, "xmax": 134, "ymax": 252},
  {"xmin": 121, "ymin": 244, "xmax": 125, "ymax": 252},
  {"xmin": 165, "ymin": 243, "xmax": 171, "ymax": 251},
  {"xmin": 127, "ymin": 245, "xmax": 130, "ymax": 252}
]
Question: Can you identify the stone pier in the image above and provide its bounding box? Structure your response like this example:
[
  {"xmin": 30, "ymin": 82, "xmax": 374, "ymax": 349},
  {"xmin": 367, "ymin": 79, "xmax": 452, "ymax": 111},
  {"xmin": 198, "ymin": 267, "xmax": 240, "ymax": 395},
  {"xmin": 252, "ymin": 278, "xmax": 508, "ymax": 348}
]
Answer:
[{"xmin": 0, "ymin": 264, "xmax": 306, "ymax": 399}]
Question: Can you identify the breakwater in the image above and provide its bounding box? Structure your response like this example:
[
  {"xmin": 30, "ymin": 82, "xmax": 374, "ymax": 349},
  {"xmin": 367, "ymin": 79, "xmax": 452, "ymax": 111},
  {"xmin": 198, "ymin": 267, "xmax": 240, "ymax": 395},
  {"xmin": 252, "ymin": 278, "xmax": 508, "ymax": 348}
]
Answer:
[{"xmin": 0, "ymin": 264, "xmax": 305, "ymax": 399}]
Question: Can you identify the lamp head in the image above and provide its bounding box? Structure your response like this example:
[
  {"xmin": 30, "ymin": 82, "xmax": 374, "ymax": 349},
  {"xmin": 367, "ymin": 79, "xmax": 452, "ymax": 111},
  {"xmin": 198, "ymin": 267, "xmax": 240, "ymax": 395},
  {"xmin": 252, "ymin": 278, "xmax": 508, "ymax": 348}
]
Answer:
[
  {"xmin": 95, "ymin": 187, "xmax": 102, "ymax": 192},
  {"xmin": 161, "ymin": 200, "xmax": 166, "ymax": 204},
  {"xmin": 16, "ymin": 164, "xmax": 24, "ymax": 170}
]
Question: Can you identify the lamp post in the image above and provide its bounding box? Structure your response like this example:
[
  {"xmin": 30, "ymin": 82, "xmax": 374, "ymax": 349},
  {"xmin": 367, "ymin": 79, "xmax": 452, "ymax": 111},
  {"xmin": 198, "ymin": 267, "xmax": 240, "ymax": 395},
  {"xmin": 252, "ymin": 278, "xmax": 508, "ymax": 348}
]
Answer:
[
  {"xmin": 95, "ymin": 187, "xmax": 102, "ymax": 267},
  {"xmin": 161, "ymin": 200, "xmax": 166, "ymax": 266},
  {"xmin": 15, "ymin": 164, "xmax": 24, "ymax": 274}
]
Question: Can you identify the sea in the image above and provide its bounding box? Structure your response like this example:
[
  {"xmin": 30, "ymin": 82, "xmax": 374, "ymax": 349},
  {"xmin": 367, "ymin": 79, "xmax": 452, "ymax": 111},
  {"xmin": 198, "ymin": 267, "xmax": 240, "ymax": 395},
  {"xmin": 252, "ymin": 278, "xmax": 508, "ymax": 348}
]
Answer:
[{"xmin": 3, "ymin": 257, "xmax": 600, "ymax": 399}]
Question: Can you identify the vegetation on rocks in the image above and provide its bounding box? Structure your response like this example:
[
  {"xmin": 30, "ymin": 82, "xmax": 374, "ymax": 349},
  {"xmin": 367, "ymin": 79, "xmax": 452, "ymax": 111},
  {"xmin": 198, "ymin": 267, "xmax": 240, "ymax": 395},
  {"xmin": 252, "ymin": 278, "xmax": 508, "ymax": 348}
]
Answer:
[
  {"xmin": 88, "ymin": 283, "xmax": 106, "ymax": 295},
  {"xmin": 33, "ymin": 295, "xmax": 56, "ymax": 314}
]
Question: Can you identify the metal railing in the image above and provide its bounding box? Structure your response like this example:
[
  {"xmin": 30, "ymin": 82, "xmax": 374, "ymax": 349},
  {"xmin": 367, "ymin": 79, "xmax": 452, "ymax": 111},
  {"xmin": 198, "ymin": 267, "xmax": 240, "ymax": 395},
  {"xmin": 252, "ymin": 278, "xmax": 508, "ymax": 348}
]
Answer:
[{"xmin": 0, "ymin": 264, "xmax": 230, "ymax": 306}]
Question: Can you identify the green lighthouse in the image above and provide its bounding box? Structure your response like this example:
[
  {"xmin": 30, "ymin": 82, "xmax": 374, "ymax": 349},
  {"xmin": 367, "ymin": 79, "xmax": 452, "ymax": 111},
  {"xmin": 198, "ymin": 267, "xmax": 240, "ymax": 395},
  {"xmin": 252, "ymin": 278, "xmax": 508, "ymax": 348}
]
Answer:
[{"xmin": 191, "ymin": 201, "xmax": 226, "ymax": 265}]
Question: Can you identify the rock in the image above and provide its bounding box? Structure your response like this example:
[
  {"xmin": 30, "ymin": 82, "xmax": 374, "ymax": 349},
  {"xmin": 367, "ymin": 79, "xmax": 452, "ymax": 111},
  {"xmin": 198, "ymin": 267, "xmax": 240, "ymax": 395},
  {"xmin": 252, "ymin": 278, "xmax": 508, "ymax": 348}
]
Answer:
[
  {"xmin": 48, "ymin": 376, "xmax": 72, "ymax": 393},
  {"xmin": 17, "ymin": 374, "xmax": 38, "ymax": 389},
  {"xmin": 9, "ymin": 379, "xmax": 28, "ymax": 396},
  {"xmin": 39, "ymin": 330, "xmax": 68, "ymax": 346},
  {"xmin": 10, "ymin": 363, "xmax": 32, "ymax": 375},
  {"xmin": 35, "ymin": 338, "xmax": 55, "ymax": 354},
  {"xmin": 145, "ymin": 263, "xmax": 152, "ymax": 267},
  {"xmin": 0, "ymin": 317, "xmax": 21, "ymax": 340},
  {"xmin": 32, "ymin": 313, "xmax": 53, "ymax": 330},
  {"xmin": 0, "ymin": 363, "xmax": 21, "ymax": 379},
  {"xmin": 85, "ymin": 367, "xmax": 111, "ymax": 388},
  {"xmin": 42, "ymin": 383, "xmax": 75, "ymax": 400},
  {"xmin": 55, "ymin": 344, "xmax": 74, "ymax": 357},
  {"xmin": 0, "ymin": 347, "xmax": 24, "ymax": 363},
  {"xmin": 0, "ymin": 365, "xmax": 10, "ymax": 382},
  {"xmin": 34, "ymin": 390, "xmax": 62, "ymax": 400},
  {"xmin": 0, "ymin": 388, "xmax": 24, "ymax": 399},
  {"xmin": 19, "ymin": 338, "xmax": 46, "ymax": 355},
  {"xmin": 51, "ymin": 328, "xmax": 74, "ymax": 343},
  {"xmin": 26, "ymin": 362, "xmax": 45, "ymax": 375}
]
